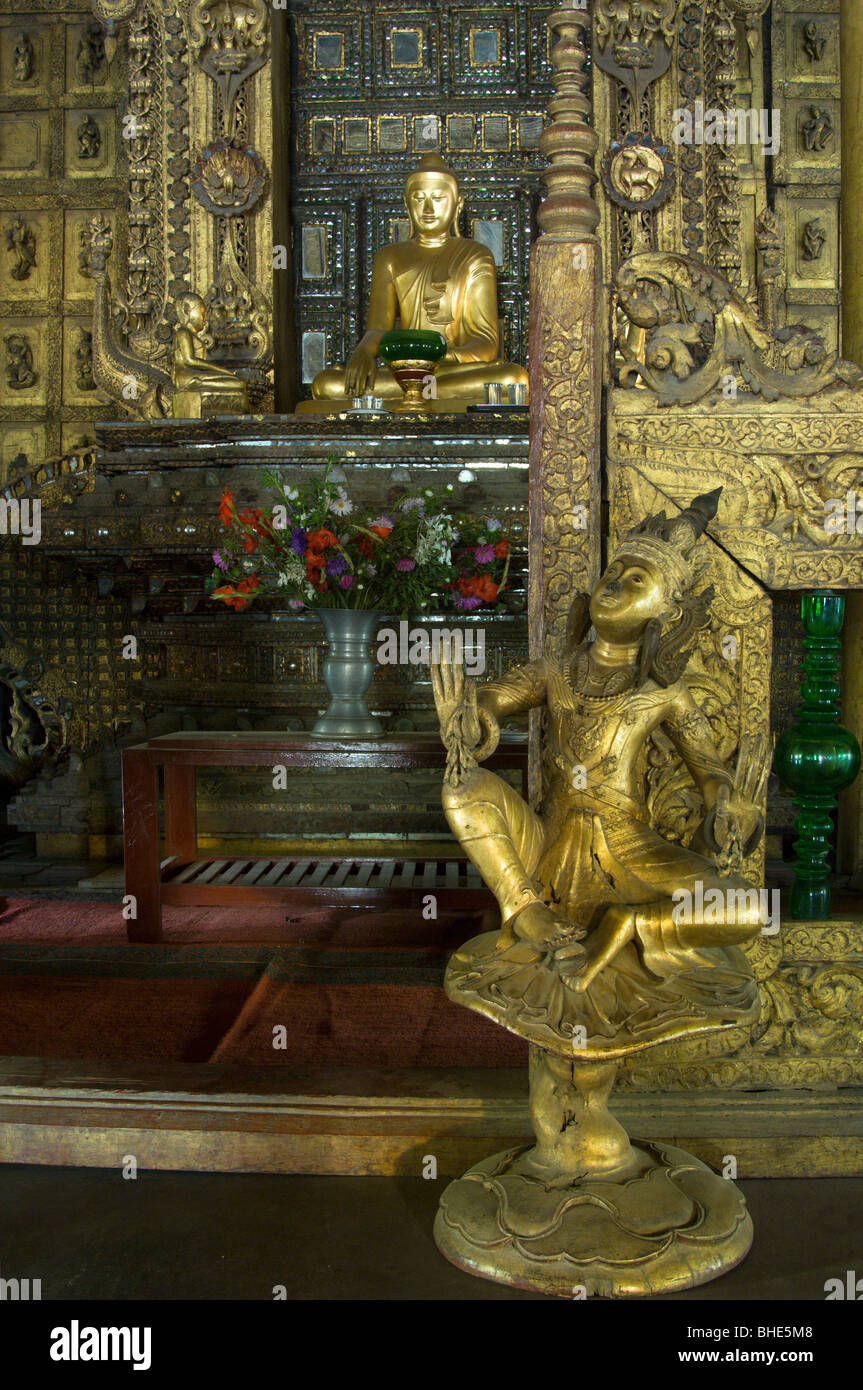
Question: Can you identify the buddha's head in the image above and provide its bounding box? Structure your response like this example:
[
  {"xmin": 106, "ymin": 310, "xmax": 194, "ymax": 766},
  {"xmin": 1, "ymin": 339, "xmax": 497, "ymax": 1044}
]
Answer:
[
  {"xmin": 404, "ymin": 155, "xmax": 464, "ymax": 239},
  {"xmin": 175, "ymin": 292, "xmax": 208, "ymax": 334}
]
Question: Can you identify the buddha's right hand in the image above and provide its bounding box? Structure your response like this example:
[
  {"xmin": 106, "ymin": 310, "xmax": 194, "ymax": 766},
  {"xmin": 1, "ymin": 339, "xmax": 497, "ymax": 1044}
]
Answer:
[{"xmin": 345, "ymin": 346, "xmax": 377, "ymax": 396}]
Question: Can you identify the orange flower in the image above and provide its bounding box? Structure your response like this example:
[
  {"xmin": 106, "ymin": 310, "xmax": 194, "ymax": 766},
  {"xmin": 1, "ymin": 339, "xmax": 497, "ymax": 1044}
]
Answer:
[
  {"xmin": 218, "ymin": 488, "xmax": 235, "ymax": 528},
  {"xmin": 457, "ymin": 576, "xmax": 480, "ymax": 597},
  {"xmin": 494, "ymin": 540, "xmax": 509, "ymax": 558},
  {"xmin": 476, "ymin": 575, "xmax": 498, "ymax": 602},
  {"xmin": 369, "ymin": 524, "xmax": 392, "ymax": 540},
  {"xmin": 306, "ymin": 527, "xmax": 338, "ymax": 552},
  {"xmin": 211, "ymin": 585, "xmax": 246, "ymax": 611}
]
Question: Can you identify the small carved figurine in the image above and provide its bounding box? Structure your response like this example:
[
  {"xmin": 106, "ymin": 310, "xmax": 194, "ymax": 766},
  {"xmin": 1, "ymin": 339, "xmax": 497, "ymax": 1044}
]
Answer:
[
  {"xmin": 77, "ymin": 115, "xmax": 102, "ymax": 161},
  {"xmin": 171, "ymin": 292, "xmax": 248, "ymax": 417},
  {"xmin": 75, "ymin": 330, "xmax": 96, "ymax": 392},
  {"xmin": 77, "ymin": 19, "xmax": 108, "ymax": 85},
  {"xmin": 13, "ymin": 32, "xmax": 34, "ymax": 83},
  {"xmin": 5, "ymin": 335, "xmax": 37, "ymax": 390},
  {"xmin": 802, "ymin": 105, "xmax": 833, "ymax": 153},
  {"xmin": 4, "ymin": 217, "xmax": 37, "ymax": 282},
  {"xmin": 802, "ymin": 21, "xmax": 827, "ymax": 64},
  {"xmin": 801, "ymin": 218, "xmax": 827, "ymax": 262}
]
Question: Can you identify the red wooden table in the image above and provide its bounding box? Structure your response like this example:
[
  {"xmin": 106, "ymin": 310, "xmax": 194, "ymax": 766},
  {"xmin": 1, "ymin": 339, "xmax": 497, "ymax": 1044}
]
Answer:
[{"xmin": 121, "ymin": 731, "xmax": 527, "ymax": 942}]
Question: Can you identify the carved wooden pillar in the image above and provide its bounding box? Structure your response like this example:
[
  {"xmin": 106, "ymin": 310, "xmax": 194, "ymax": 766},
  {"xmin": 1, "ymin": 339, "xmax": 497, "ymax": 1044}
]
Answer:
[
  {"xmin": 839, "ymin": 0, "xmax": 863, "ymax": 878},
  {"xmin": 528, "ymin": 3, "xmax": 602, "ymax": 797}
]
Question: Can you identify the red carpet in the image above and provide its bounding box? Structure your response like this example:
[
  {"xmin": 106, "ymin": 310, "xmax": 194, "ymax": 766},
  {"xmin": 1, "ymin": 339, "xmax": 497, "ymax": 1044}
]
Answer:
[{"xmin": 0, "ymin": 897, "xmax": 526, "ymax": 1069}]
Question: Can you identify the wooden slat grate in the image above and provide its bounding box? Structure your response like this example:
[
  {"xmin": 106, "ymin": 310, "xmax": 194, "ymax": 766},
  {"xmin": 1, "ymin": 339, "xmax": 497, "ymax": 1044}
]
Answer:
[{"xmin": 161, "ymin": 857, "xmax": 491, "ymax": 893}]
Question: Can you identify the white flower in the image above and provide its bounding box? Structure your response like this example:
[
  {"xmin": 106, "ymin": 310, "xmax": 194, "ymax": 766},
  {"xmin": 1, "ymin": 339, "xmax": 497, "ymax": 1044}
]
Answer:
[
  {"xmin": 284, "ymin": 486, "xmax": 299, "ymax": 501},
  {"xmin": 486, "ymin": 518, "xmax": 501, "ymax": 531},
  {"xmin": 330, "ymin": 488, "xmax": 353, "ymax": 517}
]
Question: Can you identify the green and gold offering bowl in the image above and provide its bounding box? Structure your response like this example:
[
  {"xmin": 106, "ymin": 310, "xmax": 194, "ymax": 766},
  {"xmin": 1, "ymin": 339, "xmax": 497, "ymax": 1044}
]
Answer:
[{"xmin": 378, "ymin": 329, "xmax": 447, "ymax": 411}]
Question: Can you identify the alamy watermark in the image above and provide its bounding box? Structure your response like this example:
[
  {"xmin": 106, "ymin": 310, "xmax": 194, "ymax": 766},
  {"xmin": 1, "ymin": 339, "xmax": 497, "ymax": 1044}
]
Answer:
[
  {"xmin": 376, "ymin": 620, "xmax": 486, "ymax": 677},
  {"xmin": 0, "ymin": 497, "xmax": 40, "ymax": 545},
  {"xmin": 672, "ymin": 882, "xmax": 780, "ymax": 936},
  {"xmin": 672, "ymin": 101, "xmax": 780, "ymax": 156},
  {"xmin": 823, "ymin": 491, "xmax": 863, "ymax": 535}
]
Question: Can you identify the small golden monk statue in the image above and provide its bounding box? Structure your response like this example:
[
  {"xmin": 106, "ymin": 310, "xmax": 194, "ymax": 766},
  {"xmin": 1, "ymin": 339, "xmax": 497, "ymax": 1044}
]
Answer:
[
  {"xmin": 171, "ymin": 291, "xmax": 249, "ymax": 419},
  {"xmin": 301, "ymin": 154, "xmax": 528, "ymax": 412},
  {"xmin": 431, "ymin": 489, "xmax": 770, "ymax": 1297}
]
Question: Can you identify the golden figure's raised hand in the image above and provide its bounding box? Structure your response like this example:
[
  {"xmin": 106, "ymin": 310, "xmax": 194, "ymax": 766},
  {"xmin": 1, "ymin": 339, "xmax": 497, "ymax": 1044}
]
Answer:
[{"xmin": 431, "ymin": 650, "xmax": 497, "ymax": 787}]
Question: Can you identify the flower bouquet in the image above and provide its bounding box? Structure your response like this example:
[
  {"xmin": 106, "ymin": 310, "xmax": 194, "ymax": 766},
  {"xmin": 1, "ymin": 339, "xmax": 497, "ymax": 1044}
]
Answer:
[
  {"xmin": 207, "ymin": 459, "xmax": 510, "ymax": 616},
  {"xmin": 205, "ymin": 459, "xmax": 512, "ymax": 737}
]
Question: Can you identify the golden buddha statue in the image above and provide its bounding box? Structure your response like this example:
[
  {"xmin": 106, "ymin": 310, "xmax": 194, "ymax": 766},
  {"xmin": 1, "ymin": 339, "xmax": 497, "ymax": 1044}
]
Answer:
[
  {"xmin": 301, "ymin": 154, "xmax": 528, "ymax": 412},
  {"xmin": 170, "ymin": 292, "xmax": 249, "ymax": 418},
  {"xmin": 430, "ymin": 489, "xmax": 771, "ymax": 1297}
]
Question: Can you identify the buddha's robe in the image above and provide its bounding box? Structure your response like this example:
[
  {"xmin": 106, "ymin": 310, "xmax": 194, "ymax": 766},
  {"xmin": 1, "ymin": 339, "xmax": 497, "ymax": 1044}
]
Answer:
[{"xmin": 311, "ymin": 235, "xmax": 528, "ymax": 400}]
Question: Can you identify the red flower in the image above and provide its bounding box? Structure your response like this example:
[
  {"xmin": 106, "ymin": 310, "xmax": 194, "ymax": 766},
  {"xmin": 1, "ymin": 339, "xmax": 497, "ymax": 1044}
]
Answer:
[
  {"xmin": 476, "ymin": 575, "xmax": 498, "ymax": 602},
  {"xmin": 369, "ymin": 524, "xmax": 392, "ymax": 540},
  {"xmin": 494, "ymin": 540, "xmax": 508, "ymax": 558}
]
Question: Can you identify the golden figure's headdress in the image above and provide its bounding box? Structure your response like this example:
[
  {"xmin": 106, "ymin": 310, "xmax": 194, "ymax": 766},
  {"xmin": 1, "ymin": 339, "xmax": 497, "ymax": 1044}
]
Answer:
[{"xmin": 610, "ymin": 487, "xmax": 721, "ymax": 599}]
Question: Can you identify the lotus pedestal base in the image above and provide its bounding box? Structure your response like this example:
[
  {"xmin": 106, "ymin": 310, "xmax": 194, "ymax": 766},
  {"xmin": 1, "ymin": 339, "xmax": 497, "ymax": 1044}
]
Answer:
[{"xmin": 434, "ymin": 1050, "xmax": 753, "ymax": 1298}]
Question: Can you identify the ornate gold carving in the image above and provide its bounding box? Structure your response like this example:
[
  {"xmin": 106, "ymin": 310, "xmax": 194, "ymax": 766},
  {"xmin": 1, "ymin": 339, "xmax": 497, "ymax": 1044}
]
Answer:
[
  {"xmin": 0, "ymin": 624, "xmax": 73, "ymax": 792},
  {"xmin": 536, "ymin": 6, "xmax": 598, "ymax": 237},
  {"xmin": 191, "ymin": 138, "xmax": 268, "ymax": 216},
  {"xmin": 615, "ymin": 252, "xmax": 862, "ymax": 405},
  {"xmin": 529, "ymin": 243, "xmax": 602, "ymax": 663},
  {"xmin": 724, "ymin": 0, "xmax": 771, "ymax": 54},
  {"xmin": 755, "ymin": 208, "xmax": 782, "ymax": 338},
  {"xmin": 79, "ymin": 216, "xmax": 171, "ymax": 419},
  {"xmin": 601, "ymin": 133, "xmax": 674, "ymax": 212},
  {"xmin": 204, "ymin": 224, "xmax": 272, "ymax": 370},
  {"xmin": 593, "ymin": 0, "xmax": 676, "ymax": 106},
  {"xmin": 189, "ymin": 0, "xmax": 269, "ymax": 126}
]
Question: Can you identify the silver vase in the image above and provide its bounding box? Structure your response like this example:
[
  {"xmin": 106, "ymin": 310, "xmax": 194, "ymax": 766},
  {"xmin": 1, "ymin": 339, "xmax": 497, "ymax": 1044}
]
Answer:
[{"xmin": 310, "ymin": 607, "xmax": 384, "ymax": 738}]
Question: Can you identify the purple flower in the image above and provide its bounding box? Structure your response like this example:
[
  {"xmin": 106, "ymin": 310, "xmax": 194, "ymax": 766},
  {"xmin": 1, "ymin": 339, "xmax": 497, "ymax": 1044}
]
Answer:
[
  {"xmin": 326, "ymin": 554, "xmax": 348, "ymax": 576},
  {"xmin": 453, "ymin": 593, "xmax": 482, "ymax": 611},
  {"xmin": 370, "ymin": 514, "xmax": 394, "ymax": 530},
  {"xmin": 212, "ymin": 551, "xmax": 228, "ymax": 570},
  {"xmin": 288, "ymin": 599, "xmax": 305, "ymax": 611},
  {"xmin": 474, "ymin": 544, "xmax": 496, "ymax": 564},
  {"xmin": 395, "ymin": 558, "xmax": 416, "ymax": 571},
  {"xmin": 399, "ymin": 496, "xmax": 425, "ymax": 513},
  {"xmin": 339, "ymin": 574, "xmax": 356, "ymax": 590},
  {"xmin": 290, "ymin": 526, "xmax": 307, "ymax": 557}
]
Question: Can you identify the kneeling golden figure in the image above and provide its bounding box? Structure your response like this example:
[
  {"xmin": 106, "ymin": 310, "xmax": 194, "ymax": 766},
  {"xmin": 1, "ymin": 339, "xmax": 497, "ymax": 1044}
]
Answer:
[
  {"xmin": 171, "ymin": 292, "xmax": 249, "ymax": 419},
  {"xmin": 431, "ymin": 488, "xmax": 770, "ymax": 1297},
  {"xmin": 301, "ymin": 154, "xmax": 528, "ymax": 412}
]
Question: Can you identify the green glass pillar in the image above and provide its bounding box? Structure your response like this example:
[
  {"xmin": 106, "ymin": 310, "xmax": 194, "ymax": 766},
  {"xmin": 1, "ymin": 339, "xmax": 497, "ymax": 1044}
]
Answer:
[{"xmin": 774, "ymin": 591, "xmax": 861, "ymax": 919}]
